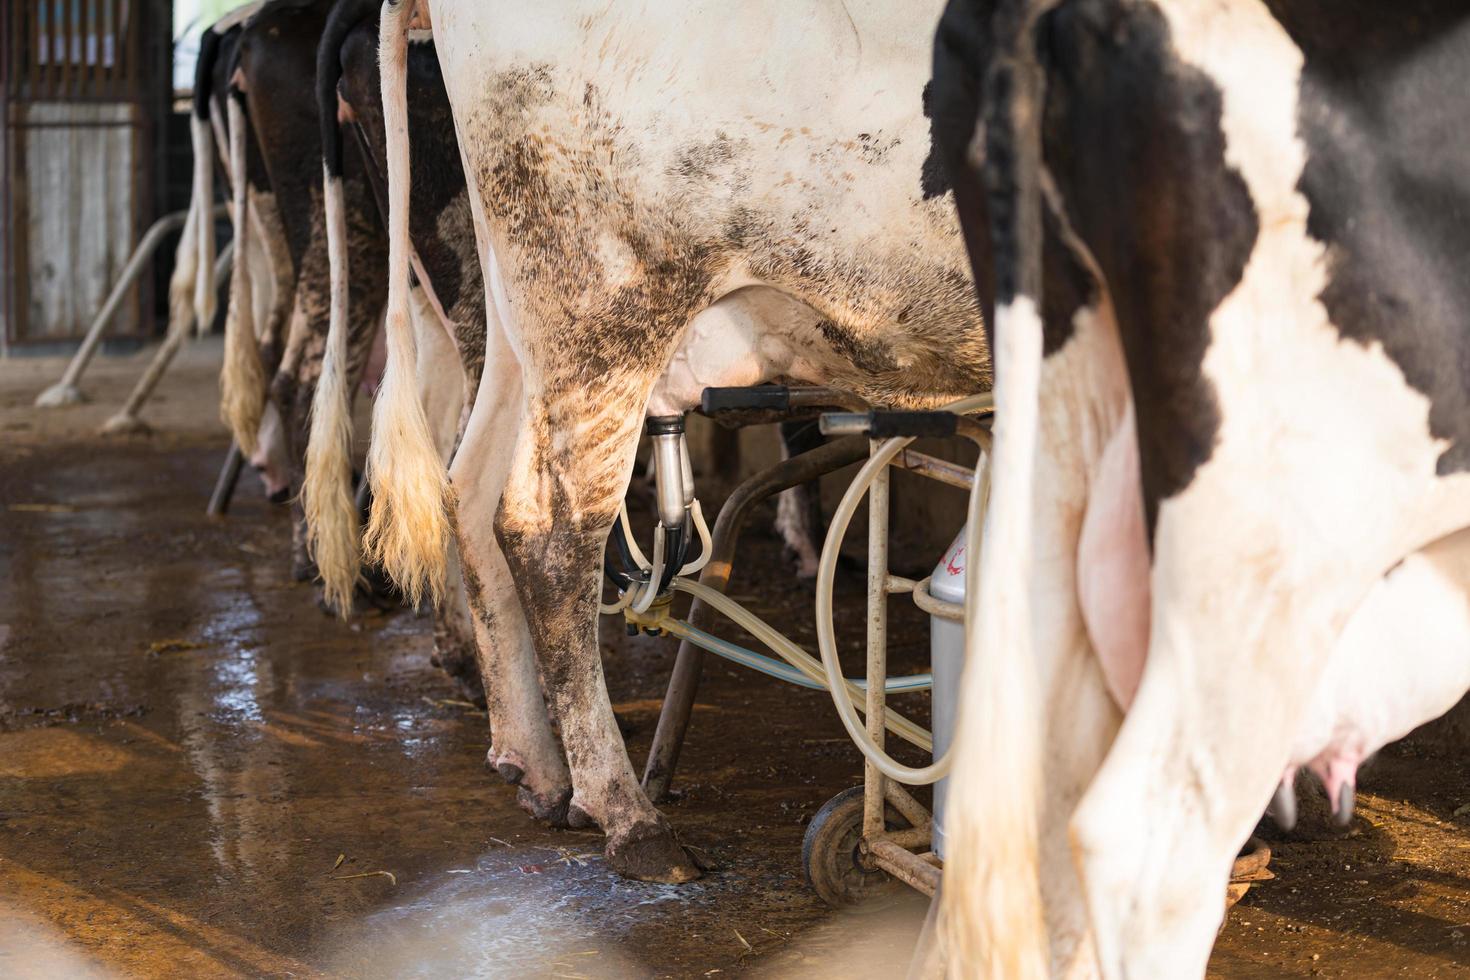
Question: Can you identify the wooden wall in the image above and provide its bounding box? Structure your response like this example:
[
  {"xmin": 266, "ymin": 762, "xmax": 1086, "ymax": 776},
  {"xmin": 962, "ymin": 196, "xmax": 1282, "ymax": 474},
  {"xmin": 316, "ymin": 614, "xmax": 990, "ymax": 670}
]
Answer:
[
  {"xmin": 10, "ymin": 100, "xmax": 143, "ymax": 346},
  {"xmin": 2, "ymin": 0, "xmax": 173, "ymax": 353}
]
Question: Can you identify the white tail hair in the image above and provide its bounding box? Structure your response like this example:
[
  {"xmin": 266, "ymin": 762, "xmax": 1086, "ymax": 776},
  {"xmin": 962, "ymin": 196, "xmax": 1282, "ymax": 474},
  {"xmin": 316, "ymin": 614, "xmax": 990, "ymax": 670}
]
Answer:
[
  {"xmin": 303, "ymin": 166, "xmax": 362, "ymax": 616},
  {"xmin": 940, "ymin": 2, "xmax": 1051, "ymax": 971},
  {"xmin": 219, "ymin": 93, "xmax": 268, "ymax": 455},
  {"xmin": 941, "ymin": 299, "xmax": 1047, "ymax": 978},
  {"xmin": 167, "ymin": 166, "xmax": 201, "ymax": 342},
  {"xmin": 362, "ymin": 0, "xmax": 454, "ymax": 607},
  {"xmin": 192, "ymin": 113, "xmax": 218, "ymax": 333}
]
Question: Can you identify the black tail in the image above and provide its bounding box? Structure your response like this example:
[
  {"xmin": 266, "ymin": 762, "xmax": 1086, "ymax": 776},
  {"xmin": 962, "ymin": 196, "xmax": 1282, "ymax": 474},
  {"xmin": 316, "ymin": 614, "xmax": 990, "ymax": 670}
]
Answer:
[
  {"xmin": 317, "ymin": 0, "xmax": 380, "ymax": 178},
  {"xmin": 194, "ymin": 26, "xmax": 224, "ymax": 120},
  {"xmin": 981, "ymin": 0, "xmax": 1049, "ymax": 312}
]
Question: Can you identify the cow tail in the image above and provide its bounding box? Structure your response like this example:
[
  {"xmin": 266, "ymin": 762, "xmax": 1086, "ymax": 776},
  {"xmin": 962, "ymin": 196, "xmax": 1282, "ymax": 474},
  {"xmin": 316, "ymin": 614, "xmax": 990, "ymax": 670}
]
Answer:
[
  {"xmin": 304, "ymin": 0, "xmax": 375, "ymax": 616},
  {"xmin": 219, "ymin": 88, "xmax": 267, "ymax": 455},
  {"xmin": 189, "ymin": 28, "xmax": 222, "ymax": 334},
  {"xmin": 166, "ymin": 156, "xmax": 201, "ymax": 342},
  {"xmin": 940, "ymin": 2, "xmax": 1050, "ymax": 976},
  {"xmin": 362, "ymin": 0, "xmax": 453, "ymax": 608}
]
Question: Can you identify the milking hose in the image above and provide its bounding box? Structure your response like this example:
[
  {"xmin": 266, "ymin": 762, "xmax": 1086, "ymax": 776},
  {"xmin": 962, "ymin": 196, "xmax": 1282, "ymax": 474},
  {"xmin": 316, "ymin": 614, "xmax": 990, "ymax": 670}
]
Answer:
[
  {"xmin": 670, "ymin": 578, "xmax": 933, "ymax": 750},
  {"xmin": 813, "ymin": 391, "xmax": 993, "ymax": 786},
  {"xmin": 662, "ymin": 617, "xmax": 932, "ymax": 694}
]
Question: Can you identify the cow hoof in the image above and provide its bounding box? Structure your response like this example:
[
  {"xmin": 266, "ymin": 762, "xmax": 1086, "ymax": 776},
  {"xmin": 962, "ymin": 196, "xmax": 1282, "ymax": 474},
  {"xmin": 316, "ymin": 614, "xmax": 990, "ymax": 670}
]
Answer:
[
  {"xmin": 430, "ymin": 649, "xmax": 486, "ymax": 707},
  {"xmin": 518, "ymin": 784, "xmax": 574, "ymax": 828},
  {"xmin": 566, "ymin": 802, "xmax": 598, "ymax": 831},
  {"xmin": 605, "ymin": 822, "xmax": 701, "ymax": 884},
  {"xmin": 360, "ymin": 562, "xmax": 406, "ymax": 607}
]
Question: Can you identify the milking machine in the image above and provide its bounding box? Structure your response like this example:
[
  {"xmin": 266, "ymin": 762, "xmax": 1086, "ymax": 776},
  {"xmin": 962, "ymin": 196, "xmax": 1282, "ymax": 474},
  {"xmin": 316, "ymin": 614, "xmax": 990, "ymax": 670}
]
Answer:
[
  {"xmin": 608, "ymin": 384, "xmax": 1271, "ymax": 910},
  {"xmin": 602, "ymin": 385, "xmax": 989, "ymax": 906}
]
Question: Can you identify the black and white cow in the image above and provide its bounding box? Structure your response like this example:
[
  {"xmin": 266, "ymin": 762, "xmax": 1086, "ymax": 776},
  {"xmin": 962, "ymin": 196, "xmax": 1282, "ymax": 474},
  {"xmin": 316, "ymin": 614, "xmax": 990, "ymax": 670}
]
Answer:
[
  {"xmin": 305, "ymin": 0, "xmax": 486, "ymax": 686},
  {"xmin": 204, "ymin": 0, "xmax": 390, "ymax": 580},
  {"xmin": 169, "ymin": 7, "xmax": 297, "ymax": 501},
  {"xmin": 367, "ymin": 0, "xmax": 990, "ymax": 882},
  {"xmin": 930, "ymin": 0, "xmax": 1470, "ymax": 974}
]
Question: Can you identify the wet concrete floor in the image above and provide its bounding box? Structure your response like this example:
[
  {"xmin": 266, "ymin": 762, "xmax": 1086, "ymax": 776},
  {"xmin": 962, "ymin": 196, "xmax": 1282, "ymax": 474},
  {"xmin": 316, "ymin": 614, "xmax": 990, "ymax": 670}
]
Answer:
[{"xmin": 4, "ymin": 344, "xmax": 1470, "ymax": 977}]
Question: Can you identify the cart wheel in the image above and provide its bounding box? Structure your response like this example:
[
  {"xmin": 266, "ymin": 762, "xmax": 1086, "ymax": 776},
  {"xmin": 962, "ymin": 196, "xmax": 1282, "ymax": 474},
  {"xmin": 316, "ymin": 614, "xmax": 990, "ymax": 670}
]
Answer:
[{"xmin": 803, "ymin": 786, "xmax": 904, "ymax": 908}]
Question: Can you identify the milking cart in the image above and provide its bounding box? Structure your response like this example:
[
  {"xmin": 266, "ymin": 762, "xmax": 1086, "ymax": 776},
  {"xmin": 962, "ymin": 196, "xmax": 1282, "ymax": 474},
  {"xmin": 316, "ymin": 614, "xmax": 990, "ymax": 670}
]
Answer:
[{"xmin": 601, "ymin": 385, "xmax": 1272, "ymax": 909}]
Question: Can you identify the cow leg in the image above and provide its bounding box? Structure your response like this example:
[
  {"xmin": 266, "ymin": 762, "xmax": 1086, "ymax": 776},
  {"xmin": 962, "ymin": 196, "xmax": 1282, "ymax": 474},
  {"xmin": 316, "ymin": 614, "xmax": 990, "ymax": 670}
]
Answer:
[
  {"xmin": 1028, "ymin": 326, "xmax": 1132, "ymax": 977},
  {"xmin": 495, "ymin": 381, "xmax": 699, "ymax": 884},
  {"xmin": 402, "ymin": 284, "xmax": 484, "ymax": 695},
  {"xmin": 449, "ymin": 336, "xmax": 572, "ymax": 823},
  {"xmin": 775, "ymin": 419, "xmax": 825, "ymax": 580},
  {"xmin": 1031, "ymin": 502, "xmax": 1121, "ymax": 977},
  {"xmin": 279, "ymin": 296, "xmax": 318, "ymax": 582},
  {"xmin": 433, "ymin": 548, "xmax": 487, "ymax": 706},
  {"xmin": 1069, "ymin": 402, "xmax": 1470, "ymax": 975},
  {"xmin": 249, "ymin": 191, "xmax": 294, "ymax": 376}
]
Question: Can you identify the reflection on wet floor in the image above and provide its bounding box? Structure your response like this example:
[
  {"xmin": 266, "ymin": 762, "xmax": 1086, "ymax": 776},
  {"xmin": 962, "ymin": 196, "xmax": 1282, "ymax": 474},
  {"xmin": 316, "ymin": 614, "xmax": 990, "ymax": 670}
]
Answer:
[
  {"xmin": 6, "ymin": 437, "xmax": 1470, "ymax": 977},
  {"xmin": 0, "ymin": 897, "xmax": 116, "ymax": 978},
  {"xmin": 0, "ymin": 439, "xmax": 908, "ymax": 977},
  {"xmin": 323, "ymin": 849, "xmax": 672, "ymax": 978}
]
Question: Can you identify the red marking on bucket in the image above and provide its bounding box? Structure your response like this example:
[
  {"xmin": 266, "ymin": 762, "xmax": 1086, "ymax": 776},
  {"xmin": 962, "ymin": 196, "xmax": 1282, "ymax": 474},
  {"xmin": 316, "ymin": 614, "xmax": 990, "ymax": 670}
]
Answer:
[{"xmin": 946, "ymin": 546, "xmax": 965, "ymax": 577}]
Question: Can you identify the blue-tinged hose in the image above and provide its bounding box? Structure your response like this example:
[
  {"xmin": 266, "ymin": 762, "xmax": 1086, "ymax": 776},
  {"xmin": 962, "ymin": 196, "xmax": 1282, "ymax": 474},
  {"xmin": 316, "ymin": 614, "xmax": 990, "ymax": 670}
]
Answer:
[{"xmin": 665, "ymin": 619, "xmax": 932, "ymax": 693}]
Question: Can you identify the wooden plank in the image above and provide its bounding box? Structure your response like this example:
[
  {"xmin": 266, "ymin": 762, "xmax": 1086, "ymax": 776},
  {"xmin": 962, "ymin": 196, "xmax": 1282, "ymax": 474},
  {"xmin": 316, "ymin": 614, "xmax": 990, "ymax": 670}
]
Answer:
[
  {"xmin": 82, "ymin": 0, "xmax": 95, "ymax": 99},
  {"xmin": 9, "ymin": 107, "xmax": 30, "ymax": 342},
  {"xmin": 2, "ymin": 0, "xmax": 153, "ymax": 347},
  {"xmin": 20, "ymin": 100, "xmax": 138, "ymax": 340},
  {"xmin": 1, "ymin": 4, "xmax": 10, "ymax": 347},
  {"xmin": 26, "ymin": 0, "xmax": 40, "ymax": 97}
]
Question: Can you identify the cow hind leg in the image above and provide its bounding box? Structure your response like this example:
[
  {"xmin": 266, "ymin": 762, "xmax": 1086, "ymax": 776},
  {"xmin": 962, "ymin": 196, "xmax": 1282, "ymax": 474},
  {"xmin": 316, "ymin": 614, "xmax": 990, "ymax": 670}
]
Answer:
[
  {"xmin": 1031, "ymin": 500, "xmax": 1122, "ymax": 978},
  {"xmin": 450, "ymin": 344, "xmax": 572, "ymax": 824},
  {"xmin": 775, "ymin": 420, "xmax": 825, "ymax": 580},
  {"xmin": 495, "ymin": 384, "xmax": 699, "ymax": 883}
]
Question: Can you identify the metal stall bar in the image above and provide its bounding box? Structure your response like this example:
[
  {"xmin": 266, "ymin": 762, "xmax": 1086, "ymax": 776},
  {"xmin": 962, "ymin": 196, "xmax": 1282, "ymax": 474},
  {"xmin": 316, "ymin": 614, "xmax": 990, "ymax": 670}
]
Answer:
[
  {"xmin": 101, "ymin": 239, "xmax": 235, "ymax": 433},
  {"xmin": 35, "ymin": 203, "xmax": 227, "ymax": 407},
  {"xmin": 863, "ymin": 441, "xmax": 890, "ymax": 841}
]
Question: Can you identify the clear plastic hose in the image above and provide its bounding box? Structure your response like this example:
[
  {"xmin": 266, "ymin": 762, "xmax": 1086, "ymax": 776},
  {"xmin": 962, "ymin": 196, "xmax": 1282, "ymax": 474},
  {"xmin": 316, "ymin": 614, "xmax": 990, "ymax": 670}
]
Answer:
[
  {"xmin": 675, "ymin": 578, "xmax": 933, "ymax": 750},
  {"xmin": 664, "ymin": 618, "xmax": 932, "ymax": 693},
  {"xmin": 620, "ymin": 502, "xmax": 651, "ymax": 571},
  {"xmin": 630, "ymin": 523, "xmax": 666, "ymax": 614},
  {"xmin": 679, "ymin": 498, "xmax": 712, "ymax": 576}
]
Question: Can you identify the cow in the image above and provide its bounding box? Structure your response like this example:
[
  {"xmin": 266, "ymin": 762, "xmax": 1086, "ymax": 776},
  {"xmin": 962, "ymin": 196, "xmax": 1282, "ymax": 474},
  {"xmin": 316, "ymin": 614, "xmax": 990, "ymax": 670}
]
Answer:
[
  {"xmin": 305, "ymin": 0, "xmax": 486, "ymax": 687},
  {"xmin": 167, "ymin": 7, "xmax": 297, "ymax": 502},
  {"xmin": 304, "ymin": 0, "xmax": 847, "ymax": 705},
  {"xmin": 196, "ymin": 0, "xmax": 392, "ymax": 582},
  {"xmin": 929, "ymin": 0, "xmax": 1470, "ymax": 975},
  {"xmin": 362, "ymin": 0, "xmax": 990, "ymax": 882}
]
